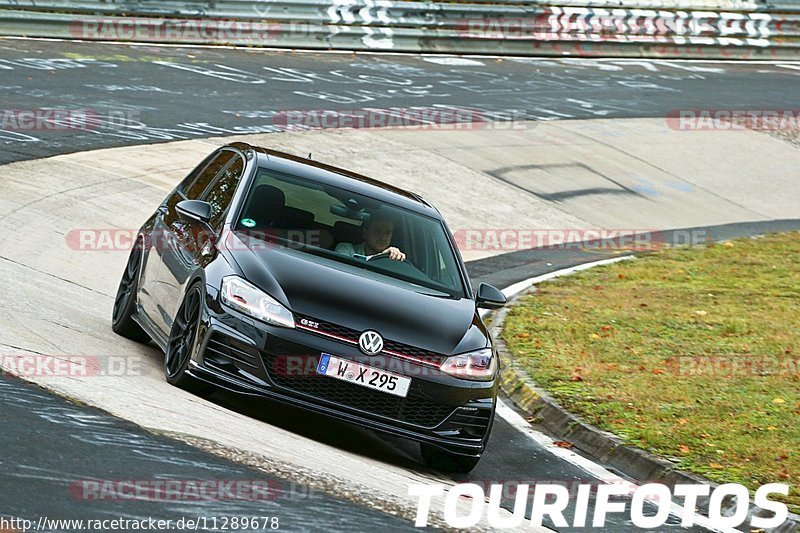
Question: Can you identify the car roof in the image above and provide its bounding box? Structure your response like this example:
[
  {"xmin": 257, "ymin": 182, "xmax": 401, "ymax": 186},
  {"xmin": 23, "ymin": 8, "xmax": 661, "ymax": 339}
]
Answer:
[{"xmin": 228, "ymin": 142, "xmax": 441, "ymax": 218}]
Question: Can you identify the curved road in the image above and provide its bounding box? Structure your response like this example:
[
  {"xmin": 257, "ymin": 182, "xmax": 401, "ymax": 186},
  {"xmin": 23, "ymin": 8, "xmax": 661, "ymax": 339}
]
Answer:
[
  {"xmin": 2, "ymin": 37, "xmax": 799, "ymax": 532},
  {"xmin": 3, "ymin": 38, "xmax": 800, "ymax": 164}
]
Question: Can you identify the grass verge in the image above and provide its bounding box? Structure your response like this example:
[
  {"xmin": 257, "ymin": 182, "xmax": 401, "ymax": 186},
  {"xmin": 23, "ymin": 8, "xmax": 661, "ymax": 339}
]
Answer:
[{"xmin": 502, "ymin": 232, "xmax": 800, "ymax": 513}]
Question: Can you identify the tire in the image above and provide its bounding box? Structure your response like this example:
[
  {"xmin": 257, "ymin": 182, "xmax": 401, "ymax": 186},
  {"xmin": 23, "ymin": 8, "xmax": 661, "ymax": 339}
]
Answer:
[
  {"xmin": 420, "ymin": 443, "xmax": 482, "ymax": 473},
  {"xmin": 164, "ymin": 282, "xmax": 214, "ymax": 396},
  {"xmin": 111, "ymin": 238, "xmax": 151, "ymax": 343}
]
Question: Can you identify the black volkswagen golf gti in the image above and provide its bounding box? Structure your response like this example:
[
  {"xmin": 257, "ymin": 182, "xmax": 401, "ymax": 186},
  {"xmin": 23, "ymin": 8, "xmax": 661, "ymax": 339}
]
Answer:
[{"xmin": 112, "ymin": 142, "xmax": 507, "ymax": 472}]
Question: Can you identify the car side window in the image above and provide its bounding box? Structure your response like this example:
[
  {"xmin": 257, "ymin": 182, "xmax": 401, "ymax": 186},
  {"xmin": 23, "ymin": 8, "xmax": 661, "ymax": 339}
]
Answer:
[
  {"xmin": 184, "ymin": 150, "xmax": 235, "ymax": 200},
  {"xmin": 203, "ymin": 155, "xmax": 245, "ymax": 229},
  {"xmin": 162, "ymin": 191, "xmax": 185, "ymax": 227}
]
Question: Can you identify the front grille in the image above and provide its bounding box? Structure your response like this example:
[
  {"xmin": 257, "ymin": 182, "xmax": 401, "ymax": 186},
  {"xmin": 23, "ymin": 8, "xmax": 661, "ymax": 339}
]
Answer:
[
  {"xmin": 294, "ymin": 313, "xmax": 447, "ymax": 366},
  {"xmin": 263, "ymin": 348, "xmax": 454, "ymax": 428},
  {"xmin": 382, "ymin": 339, "xmax": 444, "ymax": 364},
  {"xmin": 298, "ymin": 315, "xmax": 356, "ymax": 341}
]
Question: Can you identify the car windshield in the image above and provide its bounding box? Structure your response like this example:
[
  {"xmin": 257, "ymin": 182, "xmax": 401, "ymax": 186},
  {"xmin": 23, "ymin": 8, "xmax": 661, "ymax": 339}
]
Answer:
[{"xmin": 234, "ymin": 168, "xmax": 467, "ymax": 299}]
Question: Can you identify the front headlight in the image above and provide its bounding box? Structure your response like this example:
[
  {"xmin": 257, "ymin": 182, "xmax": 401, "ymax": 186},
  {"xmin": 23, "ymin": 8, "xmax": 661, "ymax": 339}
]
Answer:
[
  {"xmin": 439, "ymin": 348, "xmax": 496, "ymax": 381},
  {"xmin": 220, "ymin": 276, "xmax": 294, "ymax": 328}
]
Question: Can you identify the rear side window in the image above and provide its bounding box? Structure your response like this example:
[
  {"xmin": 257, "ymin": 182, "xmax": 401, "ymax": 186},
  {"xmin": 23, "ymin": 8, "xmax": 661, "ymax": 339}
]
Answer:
[
  {"xmin": 204, "ymin": 155, "xmax": 245, "ymax": 228},
  {"xmin": 185, "ymin": 151, "xmax": 235, "ymax": 199}
]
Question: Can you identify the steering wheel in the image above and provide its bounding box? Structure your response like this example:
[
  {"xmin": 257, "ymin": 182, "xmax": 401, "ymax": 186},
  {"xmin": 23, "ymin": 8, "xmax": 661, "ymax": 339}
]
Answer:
[{"xmin": 367, "ymin": 250, "xmax": 391, "ymax": 261}]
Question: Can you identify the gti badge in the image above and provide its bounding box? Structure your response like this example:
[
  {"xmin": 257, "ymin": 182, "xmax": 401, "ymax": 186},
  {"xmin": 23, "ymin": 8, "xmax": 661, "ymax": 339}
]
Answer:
[
  {"xmin": 299, "ymin": 318, "xmax": 320, "ymax": 329},
  {"xmin": 359, "ymin": 330, "xmax": 384, "ymax": 356}
]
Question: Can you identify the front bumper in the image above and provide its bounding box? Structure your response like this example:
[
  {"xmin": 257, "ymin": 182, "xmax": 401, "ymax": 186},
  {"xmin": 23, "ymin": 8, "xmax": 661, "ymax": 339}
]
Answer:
[{"xmin": 188, "ymin": 308, "xmax": 497, "ymax": 457}]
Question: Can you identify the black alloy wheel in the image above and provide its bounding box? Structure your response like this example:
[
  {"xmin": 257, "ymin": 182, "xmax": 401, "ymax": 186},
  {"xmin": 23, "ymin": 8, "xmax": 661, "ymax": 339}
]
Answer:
[
  {"xmin": 165, "ymin": 283, "xmax": 213, "ymax": 395},
  {"xmin": 111, "ymin": 238, "xmax": 150, "ymax": 342}
]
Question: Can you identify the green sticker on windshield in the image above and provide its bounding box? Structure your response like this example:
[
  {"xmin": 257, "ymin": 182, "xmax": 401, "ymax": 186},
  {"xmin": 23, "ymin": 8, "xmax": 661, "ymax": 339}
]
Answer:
[{"xmin": 241, "ymin": 218, "xmax": 256, "ymax": 228}]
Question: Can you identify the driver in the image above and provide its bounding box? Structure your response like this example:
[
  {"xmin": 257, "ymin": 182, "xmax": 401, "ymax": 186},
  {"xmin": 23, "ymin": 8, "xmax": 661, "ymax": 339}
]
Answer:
[{"xmin": 335, "ymin": 212, "xmax": 406, "ymax": 262}]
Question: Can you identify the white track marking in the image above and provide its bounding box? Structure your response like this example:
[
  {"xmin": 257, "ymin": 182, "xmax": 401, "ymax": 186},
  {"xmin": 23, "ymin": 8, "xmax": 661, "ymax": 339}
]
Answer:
[
  {"xmin": 423, "ymin": 57, "xmax": 485, "ymax": 66},
  {"xmin": 496, "ymin": 400, "xmax": 735, "ymax": 532},
  {"xmin": 501, "ymin": 255, "xmax": 634, "ymax": 299}
]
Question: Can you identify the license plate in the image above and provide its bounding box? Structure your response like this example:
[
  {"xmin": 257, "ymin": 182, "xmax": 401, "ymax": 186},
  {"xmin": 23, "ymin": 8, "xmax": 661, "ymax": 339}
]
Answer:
[{"xmin": 316, "ymin": 353, "xmax": 411, "ymax": 398}]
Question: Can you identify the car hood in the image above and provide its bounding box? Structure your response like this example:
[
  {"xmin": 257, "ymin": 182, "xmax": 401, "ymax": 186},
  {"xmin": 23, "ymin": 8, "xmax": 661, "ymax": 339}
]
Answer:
[{"xmin": 226, "ymin": 233, "xmax": 488, "ymax": 355}]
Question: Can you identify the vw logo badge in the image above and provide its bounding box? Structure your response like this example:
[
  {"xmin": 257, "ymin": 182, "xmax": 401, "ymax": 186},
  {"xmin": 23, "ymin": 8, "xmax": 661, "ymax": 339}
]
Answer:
[{"xmin": 359, "ymin": 330, "xmax": 384, "ymax": 356}]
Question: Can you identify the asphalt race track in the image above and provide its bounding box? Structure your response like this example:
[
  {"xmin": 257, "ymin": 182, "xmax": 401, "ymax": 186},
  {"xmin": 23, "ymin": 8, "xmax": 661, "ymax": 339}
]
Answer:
[
  {"xmin": 3, "ymin": 39, "xmax": 800, "ymax": 164},
  {"xmin": 2, "ymin": 38, "xmax": 799, "ymax": 532},
  {"xmin": 0, "ymin": 374, "xmax": 416, "ymax": 531}
]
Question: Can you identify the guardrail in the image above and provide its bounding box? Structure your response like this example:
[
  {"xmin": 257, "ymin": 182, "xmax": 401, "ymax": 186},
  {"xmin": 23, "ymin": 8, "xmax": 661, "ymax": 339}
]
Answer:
[{"xmin": 1, "ymin": 0, "xmax": 799, "ymax": 58}]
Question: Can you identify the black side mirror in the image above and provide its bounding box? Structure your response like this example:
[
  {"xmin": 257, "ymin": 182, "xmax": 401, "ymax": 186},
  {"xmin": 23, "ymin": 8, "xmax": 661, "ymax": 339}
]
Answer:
[
  {"xmin": 476, "ymin": 282, "xmax": 506, "ymax": 309},
  {"xmin": 176, "ymin": 200, "xmax": 212, "ymax": 224}
]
